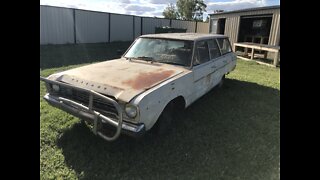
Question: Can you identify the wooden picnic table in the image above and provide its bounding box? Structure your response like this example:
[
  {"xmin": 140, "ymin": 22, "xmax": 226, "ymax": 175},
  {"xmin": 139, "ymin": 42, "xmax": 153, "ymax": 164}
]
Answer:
[{"xmin": 234, "ymin": 42, "xmax": 280, "ymax": 67}]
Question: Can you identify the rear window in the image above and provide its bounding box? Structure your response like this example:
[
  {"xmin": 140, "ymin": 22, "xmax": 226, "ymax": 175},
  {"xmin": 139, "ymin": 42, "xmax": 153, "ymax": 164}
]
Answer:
[
  {"xmin": 208, "ymin": 39, "xmax": 221, "ymax": 59},
  {"xmin": 217, "ymin": 38, "xmax": 232, "ymax": 55}
]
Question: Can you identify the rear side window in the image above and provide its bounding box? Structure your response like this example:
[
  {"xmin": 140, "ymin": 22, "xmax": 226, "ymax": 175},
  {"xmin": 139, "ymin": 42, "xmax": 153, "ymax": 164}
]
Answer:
[
  {"xmin": 217, "ymin": 38, "xmax": 232, "ymax": 55},
  {"xmin": 208, "ymin": 39, "xmax": 221, "ymax": 59},
  {"xmin": 194, "ymin": 41, "xmax": 210, "ymax": 66}
]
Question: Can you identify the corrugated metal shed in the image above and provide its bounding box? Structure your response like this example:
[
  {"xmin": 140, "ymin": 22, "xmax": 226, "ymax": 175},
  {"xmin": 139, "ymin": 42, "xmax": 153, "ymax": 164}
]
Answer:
[{"xmin": 209, "ymin": 5, "xmax": 280, "ymax": 48}]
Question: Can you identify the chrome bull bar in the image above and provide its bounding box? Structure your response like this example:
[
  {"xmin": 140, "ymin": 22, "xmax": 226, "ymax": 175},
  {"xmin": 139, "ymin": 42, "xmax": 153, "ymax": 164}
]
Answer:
[{"xmin": 40, "ymin": 76, "xmax": 123, "ymax": 141}]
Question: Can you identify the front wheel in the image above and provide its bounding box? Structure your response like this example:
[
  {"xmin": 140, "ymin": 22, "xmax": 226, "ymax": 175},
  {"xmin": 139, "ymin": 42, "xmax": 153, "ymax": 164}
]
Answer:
[
  {"xmin": 217, "ymin": 75, "xmax": 225, "ymax": 88},
  {"xmin": 152, "ymin": 102, "xmax": 174, "ymax": 135}
]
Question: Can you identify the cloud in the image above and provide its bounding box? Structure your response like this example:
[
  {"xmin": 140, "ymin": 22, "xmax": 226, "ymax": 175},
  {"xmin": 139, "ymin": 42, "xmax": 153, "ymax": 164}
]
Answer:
[
  {"xmin": 207, "ymin": 0, "xmax": 268, "ymax": 13},
  {"xmin": 148, "ymin": 0, "xmax": 176, "ymax": 4},
  {"xmin": 125, "ymin": 5, "xmax": 156, "ymax": 12},
  {"xmin": 120, "ymin": 0, "xmax": 131, "ymax": 3},
  {"xmin": 152, "ymin": 11, "xmax": 164, "ymax": 17}
]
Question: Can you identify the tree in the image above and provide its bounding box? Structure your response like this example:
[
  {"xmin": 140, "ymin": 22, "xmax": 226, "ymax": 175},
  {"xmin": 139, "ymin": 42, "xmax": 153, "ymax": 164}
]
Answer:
[
  {"xmin": 176, "ymin": 0, "xmax": 207, "ymax": 21},
  {"xmin": 204, "ymin": 15, "xmax": 210, "ymax": 23},
  {"xmin": 162, "ymin": 3, "xmax": 178, "ymax": 19}
]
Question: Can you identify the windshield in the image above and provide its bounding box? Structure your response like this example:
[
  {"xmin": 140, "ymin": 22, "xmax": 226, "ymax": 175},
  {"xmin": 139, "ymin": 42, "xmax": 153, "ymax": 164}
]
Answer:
[{"xmin": 124, "ymin": 38, "xmax": 194, "ymax": 67}]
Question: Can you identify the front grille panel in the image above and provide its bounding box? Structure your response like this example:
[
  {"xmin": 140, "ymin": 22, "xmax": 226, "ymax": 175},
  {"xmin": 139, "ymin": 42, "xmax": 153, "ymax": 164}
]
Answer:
[{"xmin": 54, "ymin": 86, "xmax": 118, "ymax": 118}]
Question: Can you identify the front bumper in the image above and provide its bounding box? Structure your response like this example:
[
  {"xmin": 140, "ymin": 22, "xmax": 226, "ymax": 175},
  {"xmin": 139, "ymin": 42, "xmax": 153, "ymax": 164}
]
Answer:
[
  {"xmin": 40, "ymin": 76, "xmax": 145, "ymax": 141},
  {"xmin": 43, "ymin": 94, "xmax": 145, "ymax": 139}
]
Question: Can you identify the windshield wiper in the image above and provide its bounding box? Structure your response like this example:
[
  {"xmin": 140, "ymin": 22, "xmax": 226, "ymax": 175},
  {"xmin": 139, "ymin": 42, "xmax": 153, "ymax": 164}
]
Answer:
[
  {"xmin": 125, "ymin": 56, "xmax": 155, "ymax": 63},
  {"xmin": 124, "ymin": 57, "xmax": 132, "ymax": 60},
  {"xmin": 161, "ymin": 61, "xmax": 184, "ymax": 66},
  {"xmin": 128, "ymin": 56, "xmax": 154, "ymax": 63},
  {"xmin": 137, "ymin": 56, "xmax": 154, "ymax": 61}
]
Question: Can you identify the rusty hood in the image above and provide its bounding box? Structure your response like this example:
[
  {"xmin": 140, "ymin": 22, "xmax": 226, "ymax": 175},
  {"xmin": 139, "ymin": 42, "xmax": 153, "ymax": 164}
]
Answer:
[{"xmin": 48, "ymin": 59, "xmax": 184, "ymax": 102}]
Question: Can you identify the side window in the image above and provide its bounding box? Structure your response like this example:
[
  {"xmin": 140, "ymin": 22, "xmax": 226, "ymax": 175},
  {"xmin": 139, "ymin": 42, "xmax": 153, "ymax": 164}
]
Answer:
[
  {"xmin": 194, "ymin": 41, "xmax": 210, "ymax": 66},
  {"xmin": 208, "ymin": 39, "xmax": 221, "ymax": 59},
  {"xmin": 217, "ymin": 38, "xmax": 232, "ymax": 55}
]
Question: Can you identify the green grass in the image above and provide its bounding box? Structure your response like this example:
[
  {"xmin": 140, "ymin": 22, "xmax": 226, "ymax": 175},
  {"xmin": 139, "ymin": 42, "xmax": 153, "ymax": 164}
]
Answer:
[
  {"xmin": 40, "ymin": 59, "xmax": 280, "ymax": 180},
  {"xmin": 40, "ymin": 42, "xmax": 132, "ymax": 69}
]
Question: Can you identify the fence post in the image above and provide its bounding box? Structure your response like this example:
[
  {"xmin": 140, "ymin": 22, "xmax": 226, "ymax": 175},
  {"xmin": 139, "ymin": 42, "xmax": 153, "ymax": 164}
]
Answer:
[
  {"xmin": 169, "ymin": 19, "xmax": 172, "ymax": 27},
  {"xmin": 141, "ymin": 17, "xmax": 143, "ymax": 35},
  {"xmin": 195, "ymin": 21, "xmax": 198, "ymax": 33},
  {"xmin": 73, "ymin": 9, "xmax": 76, "ymax": 44},
  {"xmin": 133, "ymin": 16, "xmax": 135, "ymax": 40},
  {"xmin": 108, "ymin": 13, "xmax": 111, "ymax": 43}
]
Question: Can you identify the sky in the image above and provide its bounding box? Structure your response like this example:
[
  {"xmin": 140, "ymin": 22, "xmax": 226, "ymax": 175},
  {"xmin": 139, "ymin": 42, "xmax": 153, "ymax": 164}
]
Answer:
[{"xmin": 40, "ymin": 0, "xmax": 280, "ymax": 20}]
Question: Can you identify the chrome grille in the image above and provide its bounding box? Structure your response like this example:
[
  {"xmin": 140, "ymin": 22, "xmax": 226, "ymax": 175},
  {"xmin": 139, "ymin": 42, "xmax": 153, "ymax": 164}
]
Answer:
[{"xmin": 56, "ymin": 86, "xmax": 118, "ymax": 118}]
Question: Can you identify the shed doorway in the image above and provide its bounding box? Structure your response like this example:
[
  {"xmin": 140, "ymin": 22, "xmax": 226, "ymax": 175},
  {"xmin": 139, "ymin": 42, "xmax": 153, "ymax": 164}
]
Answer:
[
  {"xmin": 217, "ymin": 18, "xmax": 226, "ymax": 35},
  {"xmin": 238, "ymin": 14, "xmax": 273, "ymax": 44},
  {"xmin": 236, "ymin": 14, "xmax": 277, "ymax": 65},
  {"xmin": 210, "ymin": 18, "xmax": 226, "ymax": 35}
]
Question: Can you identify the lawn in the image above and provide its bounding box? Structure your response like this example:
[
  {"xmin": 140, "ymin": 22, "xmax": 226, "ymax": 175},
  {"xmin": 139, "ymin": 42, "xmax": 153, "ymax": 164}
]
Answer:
[{"xmin": 40, "ymin": 59, "xmax": 280, "ymax": 180}]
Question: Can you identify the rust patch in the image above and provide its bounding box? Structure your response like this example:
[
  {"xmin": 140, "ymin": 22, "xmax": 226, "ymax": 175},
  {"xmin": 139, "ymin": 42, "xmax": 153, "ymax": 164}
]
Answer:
[{"xmin": 122, "ymin": 69, "xmax": 175, "ymax": 90}]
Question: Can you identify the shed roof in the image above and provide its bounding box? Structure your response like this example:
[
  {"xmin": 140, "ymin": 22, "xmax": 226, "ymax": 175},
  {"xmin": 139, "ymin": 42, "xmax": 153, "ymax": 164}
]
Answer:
[{"xmin": 209, "ymin": 5, "xmax": 280, "ymax": 15}]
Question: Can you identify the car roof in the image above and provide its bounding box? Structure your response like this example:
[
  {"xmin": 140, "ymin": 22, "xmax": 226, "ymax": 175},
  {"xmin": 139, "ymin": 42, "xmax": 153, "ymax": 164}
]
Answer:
[{"xmin": 140, "ymin": 33, "xmax": 228, "ymax": 41}]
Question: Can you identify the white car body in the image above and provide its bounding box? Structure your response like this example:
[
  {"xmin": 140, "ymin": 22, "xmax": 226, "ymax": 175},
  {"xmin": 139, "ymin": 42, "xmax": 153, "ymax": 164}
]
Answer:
[{"xmin": 40, "ymin": 33, "xmax": 237, "ymax": 141}]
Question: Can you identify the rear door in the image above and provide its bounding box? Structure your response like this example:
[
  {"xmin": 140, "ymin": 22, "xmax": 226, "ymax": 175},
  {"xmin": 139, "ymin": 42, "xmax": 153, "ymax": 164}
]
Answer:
[
  {"xmin": 212, "ymin": 38, "xmax": 235, "ymax": 80},
  {"xmin": 207, "ymin": 39, "xmax": 222, "ymax": 88}
]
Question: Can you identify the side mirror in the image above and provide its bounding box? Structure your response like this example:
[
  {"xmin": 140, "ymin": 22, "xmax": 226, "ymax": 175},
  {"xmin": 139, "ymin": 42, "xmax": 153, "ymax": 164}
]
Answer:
[{"xmin": 117, "ymin": 49, "xmax": 124, "ymax": 56}]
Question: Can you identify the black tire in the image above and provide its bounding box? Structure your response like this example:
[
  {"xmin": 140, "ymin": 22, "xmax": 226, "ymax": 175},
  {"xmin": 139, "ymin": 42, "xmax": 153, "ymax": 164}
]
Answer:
[
  {"xmin": 80, "ymin": 119, "xmax": 86, "ymax": 125},
  {"xmin": 217, "ymin": 75, "xmax": 225, "ymax": 88},
  {"xmin": 152, "ymin": 102, "xmax": 174, "ymax": 135}
]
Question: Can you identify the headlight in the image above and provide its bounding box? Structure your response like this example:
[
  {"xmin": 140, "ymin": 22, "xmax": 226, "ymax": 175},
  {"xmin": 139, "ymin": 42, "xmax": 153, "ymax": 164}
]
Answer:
[
  {"xmin": 125, "ymin": 104, "xmax": 138, "ymax": 118},
  {"xmin": 52, "ymin": 84, "xmax": 60, "ymax": 92}
]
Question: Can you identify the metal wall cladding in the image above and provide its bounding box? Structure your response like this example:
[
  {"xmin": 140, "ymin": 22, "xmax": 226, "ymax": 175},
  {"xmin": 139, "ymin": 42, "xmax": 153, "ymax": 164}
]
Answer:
[
  {"xmin": 210, "ymin": 8, "xmax": 280, "ymax": 47},
  {"xmin": 75, "ymin": 10, "xmax": 109, "ymax": 43},
  {"xmin": 40, "ymin": 6, "xmax": 211, "ymax": 44},
  {"xmin": 209, "ymin": 19, "xmax": 218, "ymax": 34},
  {"xmin": 110, "ymin": 14, "xmax": 134, "ymax": 42},
  {"xmin": 224, "ymin": 16, "xmax": 240, "ymax": 50},
  {"xmin": 40, "ymin": 6, "xmax": 74, "ymax": 44},
  {"xmin": 197, "ymin": 22, "xmax": 210, "ymax": 33},
  {"xmin": 171, "ymin": 20, "xmax": 196, "ymax": 32},
  {"xmin": 134, "ymin": 17, "xmax": 142, "ymax": 39},
  {"xmin": 268, "ymin": 11, "xmax": 280, "ymax": 46},
  {"xmin": 142, "ymin": 18, "xmax": 170, "ymax": 35}
]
